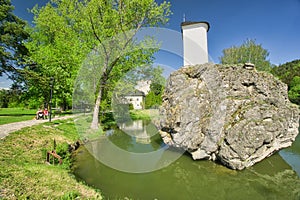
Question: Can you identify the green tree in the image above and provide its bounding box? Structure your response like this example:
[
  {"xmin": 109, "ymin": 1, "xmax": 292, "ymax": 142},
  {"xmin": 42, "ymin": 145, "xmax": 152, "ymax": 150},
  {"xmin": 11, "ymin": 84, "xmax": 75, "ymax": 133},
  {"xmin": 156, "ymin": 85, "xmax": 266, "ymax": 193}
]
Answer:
[
  {"xmin": 0, "ymin": 0, "xmax": 29, "ymax": 80},
  {"xmin": 0, "ymin": 89, "xmax": 9, "ymax": 107},
  {"xmin": 25, "ymin": 0, "xmax": 89, "ymax": 110},
  {"xmin": 0, "ymin": 84, "xmax": 24, "ymax": 108},
  {"xmin": 146, "ymin": 82, "xmax": 165, "ymax": 109},
  {"xmin": 28, "ymin": 0, "xmax": 171, "ymax": 129},
  {"xmin": 220, "ymin": 39, "xmax": 272, "ymax": 72},
  {"xmin": 75, "ymin": 0, "xmax": 171, "ymax": 129},
  {"xmin": 288, "ymin": 76, "xmax": 300, "ymax": 105},
  {"xmin": 271, "ymin": 59, "xmax": 300, "ymax": 105},
  {"xmin": 145, "ymin": 66, "xmax": 165, "ymax": 109},
  {"xmin": 271, "ymin": 59, "xmax": 300, "ymax": 87}
]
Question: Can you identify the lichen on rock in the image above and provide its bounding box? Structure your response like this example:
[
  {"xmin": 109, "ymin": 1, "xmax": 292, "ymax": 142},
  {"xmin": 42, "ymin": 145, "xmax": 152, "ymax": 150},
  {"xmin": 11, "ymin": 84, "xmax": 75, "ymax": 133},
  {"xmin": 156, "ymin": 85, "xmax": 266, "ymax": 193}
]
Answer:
[{"xmin": 158, "ymin": 63, "xmax": 299, "ymax": 170}]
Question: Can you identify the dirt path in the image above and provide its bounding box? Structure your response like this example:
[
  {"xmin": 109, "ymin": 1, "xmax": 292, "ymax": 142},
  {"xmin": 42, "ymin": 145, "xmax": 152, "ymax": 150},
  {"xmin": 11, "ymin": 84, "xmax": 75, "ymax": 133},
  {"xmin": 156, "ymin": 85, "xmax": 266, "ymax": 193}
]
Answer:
[{"xmin": 0, "ymin": 115, "xmax": 78, "ymax": 139}]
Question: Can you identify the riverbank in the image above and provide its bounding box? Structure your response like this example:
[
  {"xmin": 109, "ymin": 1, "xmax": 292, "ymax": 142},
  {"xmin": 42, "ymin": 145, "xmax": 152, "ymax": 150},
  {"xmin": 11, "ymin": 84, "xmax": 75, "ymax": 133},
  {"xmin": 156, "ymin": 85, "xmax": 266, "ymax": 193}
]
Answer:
[
  {"xmin": 130, "ymin": 109, "xmax": 159, "ymax": 120},
  {"xmin": 0, "ymin": 118, "xmax": 102, "ymax": 199}
]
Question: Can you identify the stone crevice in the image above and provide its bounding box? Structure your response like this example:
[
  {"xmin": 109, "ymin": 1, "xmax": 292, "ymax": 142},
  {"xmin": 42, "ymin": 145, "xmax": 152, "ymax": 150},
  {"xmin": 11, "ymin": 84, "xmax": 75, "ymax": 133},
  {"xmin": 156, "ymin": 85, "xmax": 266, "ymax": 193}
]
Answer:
[{"xmin": 158, "ymin": 63, "xmax": 299, "ymax": 170}]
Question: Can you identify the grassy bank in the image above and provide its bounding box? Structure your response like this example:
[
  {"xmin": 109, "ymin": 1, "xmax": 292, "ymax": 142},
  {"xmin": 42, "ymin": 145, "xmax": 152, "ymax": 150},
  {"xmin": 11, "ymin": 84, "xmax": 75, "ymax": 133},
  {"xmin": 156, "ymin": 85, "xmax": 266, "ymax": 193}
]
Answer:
[
  {"xmin": 0, "ymin": 118, "xmax": 102, "ymax": 199},
  {"xmin": 130, "ymin": 109, "xmax": 159, "ymax": 120},
  {"xmin": 0, "ymin": 109, "xmax": 159, "ymax": 199}
]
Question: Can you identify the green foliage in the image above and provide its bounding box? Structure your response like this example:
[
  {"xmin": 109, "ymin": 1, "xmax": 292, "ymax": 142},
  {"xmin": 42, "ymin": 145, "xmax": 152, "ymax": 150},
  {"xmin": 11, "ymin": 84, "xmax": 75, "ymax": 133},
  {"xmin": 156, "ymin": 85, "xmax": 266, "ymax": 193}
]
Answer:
[
  {"xmin": 26, "ymin": 0, "xmax": 171, "ymax": 127},
  {"xmin": 0, "ymin": 84, "xmax": 28, "ymax": 108},
  {"xmin": 145, "ymin": 90, "xmax": 160, "ymax": 109},
  {"xmin": 129, "ymin": 109, "xmax": 154, "ymax": 120},
  {"xmin": 25, "ymin": 0, "xmax": 87, "ymax": 110},
  {"xmin": 0, "ymin": 89, "xmax": 9, "ymax": 107},
  {"xmin": 55, "ymin": 142, "xmax": 71, "ymax": 169},
  {"xmin": 145, "ymin": 66, "xmax": 165, "ymax": 109},
  {"xmin": 271, "ymin": 59, "xmax": 300, "ymax": 105},
  {"xmin": 0, "ymin": 0, "xmax": 29, "ymax": 79},
  {"xmin": 220, "ymin": 39, "xmax": 272, "ymax": 72},
  {"xmin": 73, "ymin": 0, "xmax": 170, "ymax": 129},
  {"xmin": 129, "ymin": 103, "xmax": 134, "ymax": 110},
  {"xmin": 288, "ymin": 76, "xmax": 300, "ymax": 105},
  {"xmin": 271, "ymin": 59, "xmax": 300, "ymax": 86},
  {"xmin": 61, "ymin": 191, "xmax": 80, "ymax": 200},
  {"xmin": 112, "ymin": 104, "xmax": 132, "ymax": 123}
]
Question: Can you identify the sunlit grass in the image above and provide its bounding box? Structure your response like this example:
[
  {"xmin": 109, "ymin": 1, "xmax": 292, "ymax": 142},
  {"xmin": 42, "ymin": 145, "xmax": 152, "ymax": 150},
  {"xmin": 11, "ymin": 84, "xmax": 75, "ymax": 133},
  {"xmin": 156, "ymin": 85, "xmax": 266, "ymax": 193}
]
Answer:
[
  {"xmin": 0, "ymin": 118, "xmax": 102, "ymax": 199},
  {"xmin": 0, "ymin": 108, "xmax": 36, "ymax": 125},
  {"xmin": 0, "ymin": 107, "xmax": 36, "ymax": 115},
  {"xmin": 130, "ymin": 109, "xmax": 159, "ymax": 120}
]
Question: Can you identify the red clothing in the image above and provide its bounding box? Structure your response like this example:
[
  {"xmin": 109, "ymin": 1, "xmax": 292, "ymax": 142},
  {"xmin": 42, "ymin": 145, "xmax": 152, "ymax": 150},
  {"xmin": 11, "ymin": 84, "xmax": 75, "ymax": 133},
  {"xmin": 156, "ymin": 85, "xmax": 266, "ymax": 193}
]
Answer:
[{"xmin": 43, "ymin": 109, "xmax": 49, "ymax": 116}]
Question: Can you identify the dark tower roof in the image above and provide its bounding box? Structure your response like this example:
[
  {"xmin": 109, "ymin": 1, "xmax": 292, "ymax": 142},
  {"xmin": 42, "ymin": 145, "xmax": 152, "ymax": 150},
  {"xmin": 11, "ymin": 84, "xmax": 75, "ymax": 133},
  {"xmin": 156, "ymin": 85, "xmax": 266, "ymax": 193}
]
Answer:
[{"xmin": 181, "ymin": 21, "xmax": 210, "ymax": 32}]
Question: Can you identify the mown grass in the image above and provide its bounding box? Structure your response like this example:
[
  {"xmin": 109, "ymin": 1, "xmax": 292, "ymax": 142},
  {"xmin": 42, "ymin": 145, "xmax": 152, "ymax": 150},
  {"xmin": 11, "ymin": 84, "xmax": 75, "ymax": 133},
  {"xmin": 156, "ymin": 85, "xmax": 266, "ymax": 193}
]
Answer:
[
  {"xmin": 0, "ymin": 108, "xmax": 74, "ymax": 125},
  {"xmin": 0, "ymin": 118, "xmax": 102, "ymax": 199},
  {"xmin": 0, "ymin": 108, "xmax": 36, "ymax": 125},
  {"xmin": 0, "ymin": 108, "xmax": 36, "ymax": 115}
]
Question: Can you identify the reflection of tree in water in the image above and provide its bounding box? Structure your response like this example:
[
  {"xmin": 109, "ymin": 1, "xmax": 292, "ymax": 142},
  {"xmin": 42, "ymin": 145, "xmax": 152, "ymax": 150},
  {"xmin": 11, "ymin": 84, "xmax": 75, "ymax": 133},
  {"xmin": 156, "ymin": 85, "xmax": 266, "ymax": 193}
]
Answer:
[
  {"xmin": 106, "ymin": 119, "xmax": 165, "ymax": 152},
  {"xmin": 107, "ymin": 129, "xmax": 134, "ymax": 151},
  {"xmin": 74, "ymin": 142, "xmax": 300, "ymax": 200},
  {"xmin": 155, "ymin": 149, "xmax": 300, "ymax": 199},
  {"xmin": 76, "ymin": 121, "xmax": 300, "ymax": 199},
  {"xmin": 250, "ymin": 169, "xmax": 300, "ymax": 199},
  {"xmin": 145, "ymin": 121, "xmax": 163, "ymax": 149},
  {"xmin": 149, "ymin": 133, "xmax": 164, "ymax": 150}
]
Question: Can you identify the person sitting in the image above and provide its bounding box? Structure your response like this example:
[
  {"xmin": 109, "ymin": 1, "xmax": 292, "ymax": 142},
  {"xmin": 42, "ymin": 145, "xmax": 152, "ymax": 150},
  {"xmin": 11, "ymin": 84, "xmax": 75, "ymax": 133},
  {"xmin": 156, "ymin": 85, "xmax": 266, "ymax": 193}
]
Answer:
[
  {"xmin": 36, "ymin": 109, "xmax": 44, "ymax": 120},
  {"xmin": 43, "ymin": 108, "xmax": 49, "ymax": 119}
]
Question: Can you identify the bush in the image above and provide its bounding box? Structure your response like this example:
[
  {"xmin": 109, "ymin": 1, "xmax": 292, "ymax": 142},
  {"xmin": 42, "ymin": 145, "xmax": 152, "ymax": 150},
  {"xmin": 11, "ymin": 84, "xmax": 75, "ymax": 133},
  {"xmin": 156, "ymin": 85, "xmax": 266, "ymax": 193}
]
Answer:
[
  {"xmin": 55, "ymin": 142, "xmax": 72, "ymax": 169},
  {"xmin": 129, "ymin": 103, "xmax": 134, "ymax": 110}
]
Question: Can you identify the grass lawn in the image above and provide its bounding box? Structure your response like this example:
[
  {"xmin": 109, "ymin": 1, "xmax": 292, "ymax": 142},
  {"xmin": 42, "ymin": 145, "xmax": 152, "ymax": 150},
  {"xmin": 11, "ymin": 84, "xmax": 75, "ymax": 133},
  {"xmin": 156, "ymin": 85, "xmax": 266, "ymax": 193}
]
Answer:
[
  {"xmin": 0, "ymin": 118, "xmax": 102, "ymax": 199},
  {"xmin": 0, "ymin": 108, "xmax": 74, "ymax": 125},
  {"xmin": 0, "ymin": 108, "xmax": 36, "ymax": 125}
]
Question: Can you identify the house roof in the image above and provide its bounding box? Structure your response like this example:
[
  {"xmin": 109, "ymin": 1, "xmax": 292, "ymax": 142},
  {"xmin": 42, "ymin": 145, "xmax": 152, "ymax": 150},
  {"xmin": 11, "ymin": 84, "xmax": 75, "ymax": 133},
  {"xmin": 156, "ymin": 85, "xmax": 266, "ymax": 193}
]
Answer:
[
  {"xmin": 181, "ymin": 21, "xmax": 210, "ymax": 32},
  {"xmin": 124, "ymin": 90, "xmax": 145, "ymax": 97}
]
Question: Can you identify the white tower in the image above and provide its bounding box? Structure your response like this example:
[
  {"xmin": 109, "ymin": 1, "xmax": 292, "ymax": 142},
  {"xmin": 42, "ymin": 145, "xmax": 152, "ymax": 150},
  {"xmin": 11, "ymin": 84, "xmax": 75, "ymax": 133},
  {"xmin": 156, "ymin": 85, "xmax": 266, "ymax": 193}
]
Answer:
[{"xmin": 181, "ymin": 21, "xmax": 210, "ymax": 66}]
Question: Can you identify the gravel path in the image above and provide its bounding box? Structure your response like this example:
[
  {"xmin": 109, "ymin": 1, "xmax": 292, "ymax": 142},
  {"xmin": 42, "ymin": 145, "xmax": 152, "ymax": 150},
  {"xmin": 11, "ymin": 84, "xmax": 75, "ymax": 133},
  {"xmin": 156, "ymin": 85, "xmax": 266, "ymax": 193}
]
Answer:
[{"xmin": 0, "ymin": 115, "xmax": 78, "ymax": 139}]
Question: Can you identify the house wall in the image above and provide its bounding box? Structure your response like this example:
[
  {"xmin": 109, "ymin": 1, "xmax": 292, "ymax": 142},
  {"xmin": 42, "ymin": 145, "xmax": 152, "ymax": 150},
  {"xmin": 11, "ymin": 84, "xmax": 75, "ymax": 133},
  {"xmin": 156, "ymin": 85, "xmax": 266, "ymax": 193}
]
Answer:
[{"xmin": 124, "ymin": 95, "xmax": 144, "ymax": 110}]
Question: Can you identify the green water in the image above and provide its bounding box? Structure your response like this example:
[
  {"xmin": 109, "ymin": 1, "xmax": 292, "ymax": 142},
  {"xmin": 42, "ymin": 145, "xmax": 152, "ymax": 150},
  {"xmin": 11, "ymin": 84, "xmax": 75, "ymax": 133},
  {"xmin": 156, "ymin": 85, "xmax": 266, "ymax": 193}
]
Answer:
[{"xmin": 73, "ymin": 120, "xmax": 300, "ymax": 200}]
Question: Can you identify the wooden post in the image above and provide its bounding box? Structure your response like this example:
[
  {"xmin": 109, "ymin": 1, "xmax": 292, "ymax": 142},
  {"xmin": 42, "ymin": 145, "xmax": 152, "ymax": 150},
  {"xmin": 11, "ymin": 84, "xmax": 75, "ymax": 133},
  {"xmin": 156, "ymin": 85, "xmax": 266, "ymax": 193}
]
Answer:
[{"xmin": 46, "ymin": 150, "xmax": 62, "ymax": 165}]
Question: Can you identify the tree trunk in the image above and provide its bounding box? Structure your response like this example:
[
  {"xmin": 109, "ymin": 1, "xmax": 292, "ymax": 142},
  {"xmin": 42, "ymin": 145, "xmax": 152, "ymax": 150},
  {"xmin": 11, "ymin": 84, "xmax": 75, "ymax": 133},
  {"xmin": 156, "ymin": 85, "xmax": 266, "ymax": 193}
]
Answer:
[
  {"xmin": 90, "ymin": 55, "xmax": 109, "ymax": 128},
  {"xmin": 90, "ymin": 87, "xmax": 102, "ymax": 130}
]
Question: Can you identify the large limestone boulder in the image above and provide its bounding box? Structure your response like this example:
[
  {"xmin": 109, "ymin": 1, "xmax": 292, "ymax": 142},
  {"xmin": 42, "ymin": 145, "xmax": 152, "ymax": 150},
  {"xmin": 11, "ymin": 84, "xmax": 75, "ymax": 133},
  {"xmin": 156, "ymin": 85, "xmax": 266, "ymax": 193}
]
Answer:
[{"xmin": 158, "ymin": 63, "xmax": 299, "ymax": 170}]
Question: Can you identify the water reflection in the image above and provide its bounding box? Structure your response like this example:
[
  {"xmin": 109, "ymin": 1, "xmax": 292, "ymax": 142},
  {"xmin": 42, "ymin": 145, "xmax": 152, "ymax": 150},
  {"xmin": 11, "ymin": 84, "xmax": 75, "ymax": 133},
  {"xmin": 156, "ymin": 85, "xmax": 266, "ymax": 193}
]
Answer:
[
  {"xmin": 118, "ymin": 120, "xmax": 152, "ymax": 144},
  {"xmin": 108, "ymin": 120, "xmax": 163, "ymax": 153},
  {"xmin": 84, "ymin": 120, "xmax": 184, "ymax": 173},
  {"xmin": 73, "ymin": 120, "xmax": 300, "ymax": 199},
  {"xmin": 279, "ymin": 134, "xmax": 300, "ymax": 176}
]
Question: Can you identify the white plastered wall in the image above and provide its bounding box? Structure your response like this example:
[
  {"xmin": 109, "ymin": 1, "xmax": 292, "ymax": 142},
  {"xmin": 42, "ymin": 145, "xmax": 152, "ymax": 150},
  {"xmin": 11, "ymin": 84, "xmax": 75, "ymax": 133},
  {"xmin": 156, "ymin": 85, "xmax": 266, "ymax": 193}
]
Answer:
[{"xmin": 182, "ymin": 22, "xmax": 209, "ymax": 66}]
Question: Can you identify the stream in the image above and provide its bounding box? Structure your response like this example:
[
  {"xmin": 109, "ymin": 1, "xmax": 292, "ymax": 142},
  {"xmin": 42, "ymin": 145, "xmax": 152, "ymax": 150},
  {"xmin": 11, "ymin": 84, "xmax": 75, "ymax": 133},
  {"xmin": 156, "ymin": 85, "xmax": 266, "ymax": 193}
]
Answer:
[{"xmin": 72, "ymin": 120, "xmax": 300, "ymax": 199}]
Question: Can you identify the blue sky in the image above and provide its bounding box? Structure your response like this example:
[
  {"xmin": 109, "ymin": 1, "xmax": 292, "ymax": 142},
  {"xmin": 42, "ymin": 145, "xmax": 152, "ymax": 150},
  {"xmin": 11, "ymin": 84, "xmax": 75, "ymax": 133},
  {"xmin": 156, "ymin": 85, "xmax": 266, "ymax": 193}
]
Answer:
[
  {"xmin": 156, "ymin": 0, "xmax": 300, "ymax": 66},
  {"xmin": 1, "ymin": 0, "xmax": 299, "ymax": 88}
]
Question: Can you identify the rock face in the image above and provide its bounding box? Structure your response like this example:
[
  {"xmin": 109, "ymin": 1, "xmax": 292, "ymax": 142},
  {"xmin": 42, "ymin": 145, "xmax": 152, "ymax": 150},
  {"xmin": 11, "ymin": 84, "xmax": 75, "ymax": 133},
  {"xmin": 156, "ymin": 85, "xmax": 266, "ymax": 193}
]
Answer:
[{"xmin": 158, "ymin": 63, "xmax": 299, "ymax": 170}]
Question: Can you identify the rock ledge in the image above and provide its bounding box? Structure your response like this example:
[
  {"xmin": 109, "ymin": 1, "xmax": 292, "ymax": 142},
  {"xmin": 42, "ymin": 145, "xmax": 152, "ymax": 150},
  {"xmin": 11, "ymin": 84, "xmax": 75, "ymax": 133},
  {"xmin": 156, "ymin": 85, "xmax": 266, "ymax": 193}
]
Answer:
[{"xmin": 158, "ymin": 63, "xmax": 299, "ymax": 170}]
